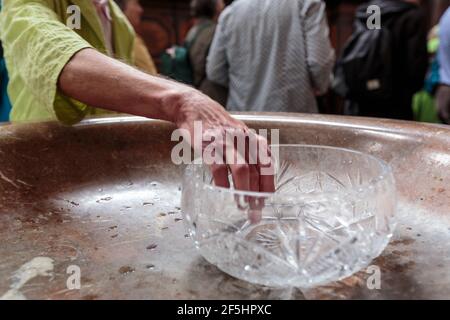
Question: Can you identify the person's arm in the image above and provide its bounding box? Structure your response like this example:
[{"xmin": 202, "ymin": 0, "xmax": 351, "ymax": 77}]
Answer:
[
  {"xmin": 301, "ymin": 0, "xmax": 335, "ymax": 95},
  {"xmin": 59, "ymin": 48, "xmax": 185, "ymax": 122},
  {"xmin": 59, "ymin": 48, "xmax": 274, "ymax": 194},
  {"xmin": 1, "ymin": 1, "xmax": 274, "ymax": 215},
  {"xmin": 206, "ymin": 11, "xmax": 230, "ymax": 87},
  {"xmin": 65, "ymin": 50, "xmax": 276, "ymax": 223},
  {"xmin": 1, "ymin": 0, "xmax": 274, "ymax": 221}
]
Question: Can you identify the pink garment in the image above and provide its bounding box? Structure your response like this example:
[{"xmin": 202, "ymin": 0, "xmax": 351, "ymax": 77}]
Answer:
[{"xmin": 92, "ymin": 0, "xmax": 114, "ymax": 56}]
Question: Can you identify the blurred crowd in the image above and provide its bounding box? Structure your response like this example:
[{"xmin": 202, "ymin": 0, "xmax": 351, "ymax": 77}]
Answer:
[
  {"xmin": 0, "ymin": 0, "xmax": 449, "ymax": 124},
  {"xmin": 162, "ymin": 0, "xmax": 449, "ymax": 124}
]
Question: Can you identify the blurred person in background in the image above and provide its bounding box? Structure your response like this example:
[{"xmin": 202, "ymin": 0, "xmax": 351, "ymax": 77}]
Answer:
[
  {"xmin": 206, "ymin": 0, "xmax": 335, "ymax": 113},
  {"xmin": 186, "ymin": 0, "xmax": 228, "ymax": 106},
  {"xmin": 115, "ymin": 0, "xmax": 157, "ymax": 75},
  {"xmin": 436, "ymin": 6, "xmax": 450, "ymax": 124},
  {"xmin": 334, "ymin": 0, "xmax": 427, "ymax": 120}
]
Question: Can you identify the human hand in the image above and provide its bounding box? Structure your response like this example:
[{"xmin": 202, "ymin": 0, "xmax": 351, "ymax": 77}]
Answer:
[{"xmin": 174, "ymin": 91, "xmax": 275, "ymax": 222}]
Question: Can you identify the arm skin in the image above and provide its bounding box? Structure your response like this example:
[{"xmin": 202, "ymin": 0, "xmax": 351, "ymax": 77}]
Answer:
[
  {"xmin": 59, "ymin": 48, "xmax": 275, "ymax": 222},
  {"xmin": 59, "ymin": 48, "xmax": 190, "ymax": 123}
]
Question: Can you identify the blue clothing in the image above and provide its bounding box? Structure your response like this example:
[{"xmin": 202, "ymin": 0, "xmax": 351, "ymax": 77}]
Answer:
[
  {"xmin": 0, "ymin": 2, "xmax": 11, "ymax": 122},
  {"xmin": 439, "ymin": 8, "xmax": 450, "ymax": 86},
  {"xmin": 425, "ymin": 54, "xmax": 440, "ymax": 94},
  {"xmin": 0, "ymin": 57, "xmax": 11, "ymax": 121}
]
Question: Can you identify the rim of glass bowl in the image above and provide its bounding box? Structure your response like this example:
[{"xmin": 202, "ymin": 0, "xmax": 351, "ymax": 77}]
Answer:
[{"xmin": 190, "ymin": 144, "xmax": 394, "ymax": 199}]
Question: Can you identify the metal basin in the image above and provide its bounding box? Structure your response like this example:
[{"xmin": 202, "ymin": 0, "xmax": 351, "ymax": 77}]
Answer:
[{"xmin": 0, "ymin": 113, "xmax": 448, "ymax": 299}]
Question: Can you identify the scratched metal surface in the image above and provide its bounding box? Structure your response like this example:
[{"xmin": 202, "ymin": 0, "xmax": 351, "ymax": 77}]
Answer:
[{"xmin": 0, "ymin": 114, "xmax": 448, "ymax": 299}]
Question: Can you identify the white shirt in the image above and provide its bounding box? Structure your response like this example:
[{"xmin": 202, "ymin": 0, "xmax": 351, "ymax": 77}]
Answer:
[{"xmin": 207, "ymin": 0, "xmax": 335, "ymax": 113}]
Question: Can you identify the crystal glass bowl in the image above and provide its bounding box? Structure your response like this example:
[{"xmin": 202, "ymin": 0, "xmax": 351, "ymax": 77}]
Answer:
[{"xmin": 181, "ymin": 145, "xmax": 397, "ymax": 288}]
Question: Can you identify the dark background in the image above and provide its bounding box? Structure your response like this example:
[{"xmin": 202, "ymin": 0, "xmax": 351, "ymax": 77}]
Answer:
[{"xmin": 137, "ymin": 0, "xmax": 450, "ymax": 113}]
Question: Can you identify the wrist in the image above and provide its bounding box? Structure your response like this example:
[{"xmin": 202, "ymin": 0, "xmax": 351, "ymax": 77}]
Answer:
[
  {"xmin": 133, "ymin": 83, "xmax": 184, "ymax": 123},
  {"xmin": 158, "ymin": 86, "xmax": 200, "ymax": 125}
]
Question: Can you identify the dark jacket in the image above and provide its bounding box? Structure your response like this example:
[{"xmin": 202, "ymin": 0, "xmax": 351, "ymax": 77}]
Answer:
[{"xmin": 355, "ymin": 0, "xmax": 428, "ymax": 120}]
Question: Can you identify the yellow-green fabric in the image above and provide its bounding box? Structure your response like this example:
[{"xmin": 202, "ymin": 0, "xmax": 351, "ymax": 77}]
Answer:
[{"xmin": 0, "ymin": 0, "xmax": 135, "ymax": 124}]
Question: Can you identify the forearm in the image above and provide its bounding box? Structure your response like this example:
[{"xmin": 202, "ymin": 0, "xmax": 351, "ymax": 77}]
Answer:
[
  {"xmin": 58, "ymin": 48, "xmax": 192, "ymax": 123},
  {"xmin": 57, "ymin": 48, "xmax": 274, "ymax": 200}
]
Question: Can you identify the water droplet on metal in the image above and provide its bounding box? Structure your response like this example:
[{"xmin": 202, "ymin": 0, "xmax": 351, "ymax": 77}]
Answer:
[
  {"xmin": 119, "ymin": 266, "xmax": 135, "ymax": 275},
  {"xmin": 96, "ymin": 197, "xmax": 112, "ymax": 203}
]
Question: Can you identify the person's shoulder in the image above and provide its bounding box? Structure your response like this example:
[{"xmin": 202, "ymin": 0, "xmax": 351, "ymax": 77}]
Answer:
[
  {"xmin": 218, "ymin": 0, "xmax": 249, "ymax": 22},
  {"xmin": 218, "ymin": 4, "xmax": 234, "ymax": 24}
]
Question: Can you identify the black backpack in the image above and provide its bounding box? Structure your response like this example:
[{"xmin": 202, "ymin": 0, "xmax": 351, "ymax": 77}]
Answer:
[{"xmin": 333, "ymin": 1, "xmax": 414, "ymax": 101}]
